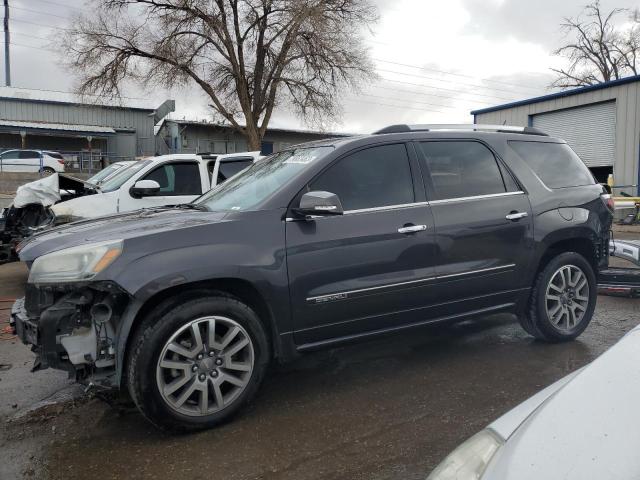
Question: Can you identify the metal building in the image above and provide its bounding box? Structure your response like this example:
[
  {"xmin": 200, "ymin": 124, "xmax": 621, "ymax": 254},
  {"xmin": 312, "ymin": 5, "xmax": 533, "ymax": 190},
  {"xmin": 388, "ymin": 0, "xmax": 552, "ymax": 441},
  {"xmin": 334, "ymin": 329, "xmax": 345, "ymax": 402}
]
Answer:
[
  {"xmin": 156, "ymin": 119, "xmax": 348, "ymax": 156},
  {"xmin": 471, "ymin": 75, "xmax": 640, "ymax": 191},
  {"xmin": 0, "ymin": 88, "xmax": 174, "ymax": 165}
]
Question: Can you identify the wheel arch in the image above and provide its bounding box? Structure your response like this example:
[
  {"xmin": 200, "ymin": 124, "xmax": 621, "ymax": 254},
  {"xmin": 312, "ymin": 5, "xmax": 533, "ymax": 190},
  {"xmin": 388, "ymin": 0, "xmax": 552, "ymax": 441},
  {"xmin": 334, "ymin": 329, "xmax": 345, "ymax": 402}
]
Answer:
[
  {"xmin": 533, "ymin": 235, "xmax": 600, "ymax": 286},
  {"xmin": 115, "ymin": 278, "xmax": 284, "ymax": 389}
]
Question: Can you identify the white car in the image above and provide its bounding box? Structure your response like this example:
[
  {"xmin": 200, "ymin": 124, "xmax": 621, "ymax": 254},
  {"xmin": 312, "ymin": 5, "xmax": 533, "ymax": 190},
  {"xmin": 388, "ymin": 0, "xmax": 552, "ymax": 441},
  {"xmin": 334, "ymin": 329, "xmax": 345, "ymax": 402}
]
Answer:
[
  {"xmin": 85, "ymin": 160, "xmax": 136, "ymax": 185},
  {"xmin": 50, "ymin": 152, "xmax": 261, "ymax": 222},
  {"xmin": 0, "ymin": 149, "xmax": 66, "ymax": 174},
  {"xmin": 427, "ymin": 324, "xmax": 640, "ymax": 480}
]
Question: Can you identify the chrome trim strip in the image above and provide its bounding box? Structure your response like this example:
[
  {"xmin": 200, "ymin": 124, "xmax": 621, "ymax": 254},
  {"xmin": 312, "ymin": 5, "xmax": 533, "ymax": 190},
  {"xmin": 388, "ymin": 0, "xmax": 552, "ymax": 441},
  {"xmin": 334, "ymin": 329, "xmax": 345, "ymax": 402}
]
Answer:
[
  {"xmin": 429, "ymin": 191, "xmax": 524, "ymax": 205},
  {"xmin": 344, "ymin": 201, "xmax": 430, "ymax": 215},
  {"xmin": 287, "ymin": 192, "xmax": 526, "ymax": 221},
  {"xmin": 307, "ymin": 275, "xmax": 437, "ymax": 303},
  {"xmin": 306, "ymin": 264, "xmax": 516, "ymax": 303},
  {"xmin": 285, "ymin": 201, "xmax": 431, "ymax": 222},
  {"xmin": 437, "ymin": 264, "xmax": 516, "ymax": 280}
]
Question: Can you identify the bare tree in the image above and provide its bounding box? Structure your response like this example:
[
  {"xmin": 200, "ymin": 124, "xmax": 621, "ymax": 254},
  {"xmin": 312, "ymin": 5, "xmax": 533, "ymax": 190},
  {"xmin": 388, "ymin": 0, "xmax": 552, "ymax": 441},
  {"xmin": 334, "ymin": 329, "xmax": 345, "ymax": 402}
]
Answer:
[
  {"xmin": 62, "ymin": 0, "xmax": 377, "ymax": 149},
  {"xmin": 551, "ymin": 1, "xmax": 639, "ymax": 89}
]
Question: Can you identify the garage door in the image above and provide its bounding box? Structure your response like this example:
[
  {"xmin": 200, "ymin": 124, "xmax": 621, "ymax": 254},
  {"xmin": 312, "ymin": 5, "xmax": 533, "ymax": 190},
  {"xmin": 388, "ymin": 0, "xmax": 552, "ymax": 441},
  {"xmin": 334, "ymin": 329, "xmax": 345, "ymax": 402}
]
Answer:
[{"xmin": 532, "ymin": 101, "xmax": 616, "ymax": 167}]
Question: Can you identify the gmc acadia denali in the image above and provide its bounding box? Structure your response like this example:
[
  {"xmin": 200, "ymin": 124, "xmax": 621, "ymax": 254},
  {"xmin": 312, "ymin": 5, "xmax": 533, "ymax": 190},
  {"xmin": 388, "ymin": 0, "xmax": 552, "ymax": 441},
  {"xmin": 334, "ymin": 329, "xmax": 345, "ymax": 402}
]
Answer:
[{"xmin": 12, "ymin": 124, "xmax": 613, "ymax": 432}]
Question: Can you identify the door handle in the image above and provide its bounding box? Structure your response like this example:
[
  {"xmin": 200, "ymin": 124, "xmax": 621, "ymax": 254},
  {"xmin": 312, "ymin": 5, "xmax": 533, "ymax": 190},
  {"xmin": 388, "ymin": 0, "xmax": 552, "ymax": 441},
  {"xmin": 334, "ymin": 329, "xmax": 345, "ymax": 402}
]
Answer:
[
  {"xmin": 506, "ymin": 212, "xmax": 528, "ymax": 221},
  {"xmin": 398, "ymin": 224, "xmax": 427, "ymax": 234}
]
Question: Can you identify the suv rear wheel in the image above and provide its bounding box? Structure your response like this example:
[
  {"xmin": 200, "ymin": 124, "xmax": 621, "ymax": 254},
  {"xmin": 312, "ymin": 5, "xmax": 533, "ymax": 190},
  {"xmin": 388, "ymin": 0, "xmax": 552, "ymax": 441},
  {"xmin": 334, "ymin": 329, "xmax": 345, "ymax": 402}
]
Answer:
[
  {"xmin": 127, "ymin": 292, "xmax": 270, "ymax": 433},
  {"xmin": 521, "ymin": 252, "xmax": 597, "ymax": 342}
]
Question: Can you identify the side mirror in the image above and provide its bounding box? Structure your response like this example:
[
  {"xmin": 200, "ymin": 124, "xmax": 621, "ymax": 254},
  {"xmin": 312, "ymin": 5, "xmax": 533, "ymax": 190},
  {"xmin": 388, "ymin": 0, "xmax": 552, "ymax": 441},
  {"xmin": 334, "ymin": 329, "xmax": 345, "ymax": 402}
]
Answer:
[
  {"xmin": 295, "ymin": 191, "xmax": 344, "ymax": 217},
  {"xmin": 130, "ymin": 179, "xmax": 161, "ymax": 198}
]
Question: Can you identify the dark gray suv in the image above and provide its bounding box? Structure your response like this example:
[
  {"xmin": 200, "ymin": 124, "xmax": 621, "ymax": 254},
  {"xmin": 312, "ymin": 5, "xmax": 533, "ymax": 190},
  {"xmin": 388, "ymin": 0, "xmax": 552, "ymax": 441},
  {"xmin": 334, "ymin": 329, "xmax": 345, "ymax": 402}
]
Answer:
[{"xmin": 12, "ymin": 124, "xmax": 613, "ymax": 432}]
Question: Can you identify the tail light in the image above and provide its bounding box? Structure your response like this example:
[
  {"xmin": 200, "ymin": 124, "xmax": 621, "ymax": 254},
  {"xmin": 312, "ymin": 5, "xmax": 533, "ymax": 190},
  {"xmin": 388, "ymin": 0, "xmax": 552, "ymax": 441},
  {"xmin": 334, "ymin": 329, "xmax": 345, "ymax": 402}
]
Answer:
[
  {"xmin": 601, "ymin": 193, "xmax": 615, "ymax": 213},
  {"xmin": 57, "ymin": 160, "xmax": 65, "ymax": 165}
]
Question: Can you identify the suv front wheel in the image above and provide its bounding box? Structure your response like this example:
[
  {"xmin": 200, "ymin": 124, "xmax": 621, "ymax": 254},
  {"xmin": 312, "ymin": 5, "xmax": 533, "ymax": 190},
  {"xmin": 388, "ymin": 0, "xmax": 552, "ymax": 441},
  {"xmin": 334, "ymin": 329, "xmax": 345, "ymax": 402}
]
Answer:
[
  {"xmin": 521, "ymin": 252, "xmax": 597, "ymax": 342},
  {"xmin": 127, "ymin": 292, "xmax": 270, "ymax": 433}
]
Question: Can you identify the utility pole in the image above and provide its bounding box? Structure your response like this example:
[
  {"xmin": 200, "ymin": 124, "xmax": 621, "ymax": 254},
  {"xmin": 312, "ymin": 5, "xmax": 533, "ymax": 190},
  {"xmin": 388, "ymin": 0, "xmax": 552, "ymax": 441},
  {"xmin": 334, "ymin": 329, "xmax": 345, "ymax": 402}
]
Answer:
[{"xmin": 3, "ymin": 0, "xmax": 10, "ymax": 87}]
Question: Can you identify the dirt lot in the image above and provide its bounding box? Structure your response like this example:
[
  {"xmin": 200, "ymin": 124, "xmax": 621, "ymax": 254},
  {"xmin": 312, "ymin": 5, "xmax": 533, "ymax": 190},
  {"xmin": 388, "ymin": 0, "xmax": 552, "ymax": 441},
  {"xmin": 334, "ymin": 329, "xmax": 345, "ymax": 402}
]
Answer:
[{"xmin": 1, "ymin": 244, "xmax": 640, "ymax": 480}]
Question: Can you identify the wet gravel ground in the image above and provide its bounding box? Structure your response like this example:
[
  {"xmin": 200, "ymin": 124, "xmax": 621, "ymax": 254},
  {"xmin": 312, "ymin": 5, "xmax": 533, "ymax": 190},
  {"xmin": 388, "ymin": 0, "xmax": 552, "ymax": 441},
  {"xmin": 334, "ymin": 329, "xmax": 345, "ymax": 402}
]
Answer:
[{"xmin": 1, "ymin": 292, "xmax": 639, "ymax": 480}]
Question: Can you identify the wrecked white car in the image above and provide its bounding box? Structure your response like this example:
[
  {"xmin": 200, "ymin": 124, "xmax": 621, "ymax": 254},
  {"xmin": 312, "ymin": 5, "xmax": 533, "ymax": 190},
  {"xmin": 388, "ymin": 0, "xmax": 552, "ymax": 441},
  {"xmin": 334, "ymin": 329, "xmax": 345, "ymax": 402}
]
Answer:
[{"xmin": 0, "ymin": 152, "xmax": 261, "ymax": 263}]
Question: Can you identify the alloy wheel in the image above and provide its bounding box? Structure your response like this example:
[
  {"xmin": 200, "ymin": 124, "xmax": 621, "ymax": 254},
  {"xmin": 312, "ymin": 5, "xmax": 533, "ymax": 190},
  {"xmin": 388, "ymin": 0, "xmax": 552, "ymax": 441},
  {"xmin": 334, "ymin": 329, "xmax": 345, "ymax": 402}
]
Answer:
[
  {"xmin": 156, "ymin": 316, "xmax": 255, "ymax": 417},
  {"xmin": 545, "ymin": 265, "xmax": 590, "ymax": 331}
]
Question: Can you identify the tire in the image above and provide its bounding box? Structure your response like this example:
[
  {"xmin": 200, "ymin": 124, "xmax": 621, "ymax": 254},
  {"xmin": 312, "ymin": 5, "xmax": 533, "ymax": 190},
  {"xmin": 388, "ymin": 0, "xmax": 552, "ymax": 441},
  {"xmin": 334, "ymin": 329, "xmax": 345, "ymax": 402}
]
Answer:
[
  {"xmin": 127, "ymin": 291, "xmax": 270, "ymax": 433},
  {"xmin": 520, "ymin": 252, "xmax": 597, "ymax": 342},
  {"xmin": 41, "ymin": 167, "xmax": 56, "ymax": 175}
]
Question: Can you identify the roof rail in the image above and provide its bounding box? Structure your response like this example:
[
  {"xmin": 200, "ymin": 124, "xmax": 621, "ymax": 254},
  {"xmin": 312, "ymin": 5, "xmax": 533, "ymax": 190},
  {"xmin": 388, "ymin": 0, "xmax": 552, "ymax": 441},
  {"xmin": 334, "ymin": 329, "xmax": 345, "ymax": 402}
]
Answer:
[{"xmin": 373, "ymin": 124, "xmax": 549, "ymax": 136}]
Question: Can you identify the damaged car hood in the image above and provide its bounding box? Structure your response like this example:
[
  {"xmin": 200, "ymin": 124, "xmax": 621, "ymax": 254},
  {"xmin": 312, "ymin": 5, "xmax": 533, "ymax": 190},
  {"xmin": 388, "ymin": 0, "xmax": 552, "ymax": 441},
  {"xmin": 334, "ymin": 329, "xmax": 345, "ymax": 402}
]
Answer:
[
  {"xmin": 18, "ymin": 207, "xmax": 229, "ymax": 262},
  {"xmin": 50, "ymin": 190, "xmax": 118, "ymax": 220},
  {"xmin": 13, "ymin": 173, "xmax": 93, "ymax": 208}
]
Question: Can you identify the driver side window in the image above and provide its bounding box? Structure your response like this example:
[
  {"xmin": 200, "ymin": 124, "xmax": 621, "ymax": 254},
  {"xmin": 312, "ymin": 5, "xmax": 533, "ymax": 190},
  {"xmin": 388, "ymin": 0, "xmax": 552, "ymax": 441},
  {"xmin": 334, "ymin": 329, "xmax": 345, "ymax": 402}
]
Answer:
[
  {"xmin": 142, "ymin": 162, "xmax": 202, "ymax": 195},
  {"xmin": 309, "ymin": 143, "xmax": 414, "ymax": 211}
]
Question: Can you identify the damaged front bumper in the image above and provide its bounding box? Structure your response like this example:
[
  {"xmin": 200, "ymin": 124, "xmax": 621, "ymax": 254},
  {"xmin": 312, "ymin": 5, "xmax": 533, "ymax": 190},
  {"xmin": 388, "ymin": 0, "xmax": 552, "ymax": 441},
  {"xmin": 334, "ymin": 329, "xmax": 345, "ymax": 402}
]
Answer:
[{"xmin": 12, "ymin": 281, "xmax": 132, "ymax": 389}]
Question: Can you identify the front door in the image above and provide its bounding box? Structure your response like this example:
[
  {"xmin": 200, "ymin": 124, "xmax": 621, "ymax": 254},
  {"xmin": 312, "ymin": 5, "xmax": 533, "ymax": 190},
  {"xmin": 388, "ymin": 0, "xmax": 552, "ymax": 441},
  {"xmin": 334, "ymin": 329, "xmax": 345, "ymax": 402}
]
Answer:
[
  {"xmin": 118, "ymin": 161, "xmax": 204, "ymax": 211},
  {"xmin": 286, "ymin": 143, "xmax": 438, "ymax": 345},
  {"xmin": 416, "ymin": 140, "xmax": 533, "ymax": 312}
]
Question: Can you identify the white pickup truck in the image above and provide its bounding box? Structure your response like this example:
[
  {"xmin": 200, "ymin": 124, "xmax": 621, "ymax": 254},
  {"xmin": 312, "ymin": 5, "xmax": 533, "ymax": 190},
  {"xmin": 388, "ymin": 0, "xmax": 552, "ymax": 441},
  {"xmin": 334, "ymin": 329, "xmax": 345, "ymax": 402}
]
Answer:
[
  {"xmin": 0, "ymin": 152, "xmax": 261, "ymax": 263},
  {"xmin": 52, "ymin": 152, "xmax": 261, "ymax": 221}
]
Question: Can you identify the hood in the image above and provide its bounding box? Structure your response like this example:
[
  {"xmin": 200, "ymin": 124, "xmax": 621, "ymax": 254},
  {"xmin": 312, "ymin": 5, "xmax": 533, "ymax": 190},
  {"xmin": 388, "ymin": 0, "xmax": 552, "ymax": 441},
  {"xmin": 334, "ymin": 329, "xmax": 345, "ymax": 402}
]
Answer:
[
  {"xmin": 484, "ymin": 326, "xmax": 640, "ymax": 479},
  {"xmin": 50, "ymin": 190, "xmax": 118, "ymax": 219},
  {"xmin": 18, "ymin": 207, "xmax": 229, "ymax": 262},
  {"xmin": 13, "ymin": 173, "xmax": 61, "ymax": 208}
]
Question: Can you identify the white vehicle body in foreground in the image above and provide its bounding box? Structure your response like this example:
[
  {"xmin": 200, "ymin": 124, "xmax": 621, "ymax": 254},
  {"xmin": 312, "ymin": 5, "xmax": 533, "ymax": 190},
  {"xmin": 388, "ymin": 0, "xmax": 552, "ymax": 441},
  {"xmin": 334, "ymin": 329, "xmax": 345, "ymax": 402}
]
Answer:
[
  {"xmin": 50, "ymin": 152, "xmax": 261, "ymax": 221},
  {"xmin": 428, "ymin": 325, "xmax": 640, "ymax": 480}
]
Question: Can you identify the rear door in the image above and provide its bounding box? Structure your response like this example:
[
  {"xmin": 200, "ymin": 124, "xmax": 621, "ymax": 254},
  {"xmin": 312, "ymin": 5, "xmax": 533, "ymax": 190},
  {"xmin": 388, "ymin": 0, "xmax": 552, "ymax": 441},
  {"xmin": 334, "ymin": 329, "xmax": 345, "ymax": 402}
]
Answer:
[
  {"xmin": 18, "ymin": 151, "xmax": 42, "ymax": 172},
  {"xmin": 416, "ymin": 140, "xmax": 533, "ymax": 312},
  {"xmin": 286, "ymin": 142, "xmax": 439, "ymax": 345},
  {"xmin": 118, "ymin": 161, "xmax": 204, "ymax": 211}
]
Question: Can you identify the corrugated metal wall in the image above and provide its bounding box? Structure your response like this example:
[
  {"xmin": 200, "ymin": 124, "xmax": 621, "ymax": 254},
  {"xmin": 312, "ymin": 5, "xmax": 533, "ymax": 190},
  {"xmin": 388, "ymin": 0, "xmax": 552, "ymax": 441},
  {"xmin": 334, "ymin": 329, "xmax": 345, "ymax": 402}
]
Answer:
[
  {"xmin": 531, "ymin": 101, "xmax": 616, "ymax": 167},
  {"xmin": 159, "ymin": 122, "xmax": 339, "ymax": 155},
  {"xmin": 475, "ymin": 81, "xmax": 640, "ymax": 194},
  {"xmin": 0, "ymin": 98, "xmax": 157, "ymax": 157}
]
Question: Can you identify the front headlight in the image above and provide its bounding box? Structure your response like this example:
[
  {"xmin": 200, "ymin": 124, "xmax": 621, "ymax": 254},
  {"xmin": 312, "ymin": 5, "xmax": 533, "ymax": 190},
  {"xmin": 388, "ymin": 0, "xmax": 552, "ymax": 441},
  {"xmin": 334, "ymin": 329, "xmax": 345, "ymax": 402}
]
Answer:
[
  {"xmin": 28, "ymin": 239, "xmax": 123, "ymax": 284},
  {"xmin": 426, "ymin": 429, "xmax": 504, "ymax": 480}
]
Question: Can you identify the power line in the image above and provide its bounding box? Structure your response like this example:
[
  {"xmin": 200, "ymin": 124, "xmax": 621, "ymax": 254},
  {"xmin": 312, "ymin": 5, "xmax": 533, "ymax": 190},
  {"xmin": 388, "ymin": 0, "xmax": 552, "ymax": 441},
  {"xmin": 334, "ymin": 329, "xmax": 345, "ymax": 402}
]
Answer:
[
  {"xmin": 344, "ymin": 97, "xmax": 453, "ymax": 114},
  {"xmin": 366, "ymin": 84, "xmax": 498, "ymax": 106},
  {"xmin": 0, "ymin": 40, "xmax": 54, "ymax": 52},
  {"xmin": 374, "ymin": 58, "xmax": 543, "ymax": 93},
  {"xmin": 377, "ymin": 67, "xmax": 539, "ymax": 97},
  {"xmin": 10, "ymin": 4, "xmax": 69, "ymax": 20},
  {"xmin": 7, "ymin": 17, "xmax": 71, "ymax": 31},
  {"xmin": 378, "ymin": 76, "xmax": 518, "ymax": 102},
  {"xmin": 31, "ymin": 0, "xmax": 85, "ymax": 12},
  {"xmin": 10, "ymin": 31, "xmax": 51, "ymax": 42},
  {"xmin": 357, "ymin": 92, "xmax": 478, "ymax": 110}
]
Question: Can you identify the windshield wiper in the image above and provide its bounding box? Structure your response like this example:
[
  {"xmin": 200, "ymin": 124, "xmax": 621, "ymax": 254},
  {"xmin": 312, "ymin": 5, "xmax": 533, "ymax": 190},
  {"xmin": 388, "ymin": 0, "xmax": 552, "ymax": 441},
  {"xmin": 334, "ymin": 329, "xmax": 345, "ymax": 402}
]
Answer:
[{"xmin": 175, "ymin": 203, "xmax": 209, "ymax": 211}]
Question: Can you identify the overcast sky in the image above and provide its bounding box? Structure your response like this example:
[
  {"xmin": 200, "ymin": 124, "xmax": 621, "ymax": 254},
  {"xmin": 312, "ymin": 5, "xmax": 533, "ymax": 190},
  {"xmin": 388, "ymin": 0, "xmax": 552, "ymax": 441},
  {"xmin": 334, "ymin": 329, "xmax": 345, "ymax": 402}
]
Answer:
[{"xmin": 1, "ymin": 0, "xmax": 638, "ymax": 134}]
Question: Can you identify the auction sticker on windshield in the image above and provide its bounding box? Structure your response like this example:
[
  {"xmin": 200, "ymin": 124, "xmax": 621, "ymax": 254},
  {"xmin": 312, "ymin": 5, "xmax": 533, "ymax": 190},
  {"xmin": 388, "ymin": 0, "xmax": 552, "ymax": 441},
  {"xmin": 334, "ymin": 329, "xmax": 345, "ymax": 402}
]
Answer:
[{"xmin": 283, "ymin": 150, "xmax": 322, "ymax": 164}]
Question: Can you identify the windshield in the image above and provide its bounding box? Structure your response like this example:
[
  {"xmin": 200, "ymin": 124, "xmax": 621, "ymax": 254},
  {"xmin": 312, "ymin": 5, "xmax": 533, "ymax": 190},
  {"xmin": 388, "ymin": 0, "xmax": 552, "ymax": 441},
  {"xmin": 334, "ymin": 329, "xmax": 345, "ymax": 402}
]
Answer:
[
  {"xmin": 100, "ymin": 160, "xmax": 151, "ymax": 192},
  {"xmin": 195, "ymin": 146, "xmax": 333, "ymax": 211},
  {"xmin": 86, "ymin": 163, "xmax": 126, "ymax": 185}
]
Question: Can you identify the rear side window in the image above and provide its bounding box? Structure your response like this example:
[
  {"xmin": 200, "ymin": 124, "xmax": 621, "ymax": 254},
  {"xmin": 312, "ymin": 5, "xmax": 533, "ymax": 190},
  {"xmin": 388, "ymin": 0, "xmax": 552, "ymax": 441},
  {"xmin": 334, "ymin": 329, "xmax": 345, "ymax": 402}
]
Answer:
[
  {"xmin": 419, "ymin": 141, "xmax": 507, "ymax": 200},
  {"xmin": 218, "ymin": 159, "xmax": 253, "ymax": 184},
  {"xmin": 19, "ymin": 151, "xmax": 40, "ymax": 159},
  {"xmin": 309, "ymin": 143, "xmax": 414, "ymax": 211},
  {"xmin": 509, "ymin": 141, "xmax": 595, "ymax": 189},
  {"xmin": 46, "ymin": 152, "xmax": 64, "ymax": 160}
]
